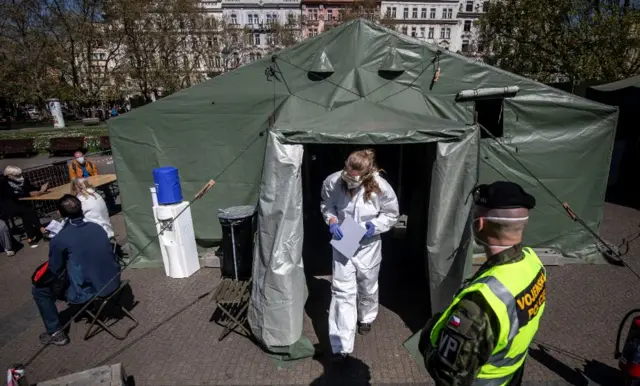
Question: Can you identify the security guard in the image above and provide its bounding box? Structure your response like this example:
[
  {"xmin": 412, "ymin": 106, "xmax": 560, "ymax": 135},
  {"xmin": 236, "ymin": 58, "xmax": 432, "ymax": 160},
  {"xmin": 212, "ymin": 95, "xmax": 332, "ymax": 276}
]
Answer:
[{"xmin": 423, "ymin": 181, "xmax": 546, "ymax": 386}]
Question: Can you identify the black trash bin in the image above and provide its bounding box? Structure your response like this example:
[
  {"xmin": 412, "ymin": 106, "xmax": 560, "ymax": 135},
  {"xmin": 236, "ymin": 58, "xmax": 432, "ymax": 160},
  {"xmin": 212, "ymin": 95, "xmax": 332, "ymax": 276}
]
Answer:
[{"xmin": 217, "ymin": 205, "xmax": 256, "ymax": 280}]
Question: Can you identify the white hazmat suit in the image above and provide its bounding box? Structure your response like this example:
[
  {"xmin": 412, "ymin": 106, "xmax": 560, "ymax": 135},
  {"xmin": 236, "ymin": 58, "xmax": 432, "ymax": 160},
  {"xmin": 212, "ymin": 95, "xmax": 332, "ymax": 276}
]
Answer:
[{"xmin": 320, "ymin": 171, "xmax": 399, "ymax": 354}]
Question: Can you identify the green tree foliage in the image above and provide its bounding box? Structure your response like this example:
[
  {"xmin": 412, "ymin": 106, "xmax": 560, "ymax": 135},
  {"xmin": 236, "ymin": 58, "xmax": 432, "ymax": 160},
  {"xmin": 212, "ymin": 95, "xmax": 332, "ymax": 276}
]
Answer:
[{"xmin": 479, "ymin": 0, "xmax": 640, "ymax": 83}]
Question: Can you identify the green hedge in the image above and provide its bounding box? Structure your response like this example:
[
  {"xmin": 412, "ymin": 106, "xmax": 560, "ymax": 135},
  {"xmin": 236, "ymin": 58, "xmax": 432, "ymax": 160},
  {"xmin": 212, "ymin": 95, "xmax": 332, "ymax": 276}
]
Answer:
[{"xmin": 0, "ymin": 127, "xmax": 109, "ymax": 153}]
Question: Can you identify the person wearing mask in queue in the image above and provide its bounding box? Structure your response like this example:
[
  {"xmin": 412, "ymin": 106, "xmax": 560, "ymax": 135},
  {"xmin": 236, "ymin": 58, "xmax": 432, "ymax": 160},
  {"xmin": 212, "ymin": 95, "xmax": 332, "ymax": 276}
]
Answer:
[
  {"xmin": 68, "ymin": 150, "xmax": 98, "ymax": 180},
  {"xmin": 320, "ymin": 149, "xmax": 399, "ymax": 363},
  {"xmin": 32, "ymin": 195, "xmax": 121, "ymax": 346},
  {"xmin": 68, "ymin": 150, "xmax": 116, "ymax": 212},
  {"xmin": 422, "ymin": 181, "xmax": 545, "ymax": 386},
  {"xmin": 71, "ymin": 178, "xmax": 114, "ymax": 239},
  {"xmin": 0, "ymin": 166, "xmax": 47, "ymax": 248}
]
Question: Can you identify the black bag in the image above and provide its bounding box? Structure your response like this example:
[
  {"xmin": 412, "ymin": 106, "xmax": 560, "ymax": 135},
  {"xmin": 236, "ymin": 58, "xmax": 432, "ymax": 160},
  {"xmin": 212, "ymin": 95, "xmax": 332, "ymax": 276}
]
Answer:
[{"xmin": 31, "ymin": 261, "xmax": 68, "ymax": 299}]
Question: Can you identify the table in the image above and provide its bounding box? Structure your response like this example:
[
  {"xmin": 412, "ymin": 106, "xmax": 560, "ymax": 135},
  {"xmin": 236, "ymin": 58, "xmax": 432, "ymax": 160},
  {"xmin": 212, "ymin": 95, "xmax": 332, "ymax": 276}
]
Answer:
[{"xmin": 20, "ymin": 174, "xmax": 117, "ymax": 201}]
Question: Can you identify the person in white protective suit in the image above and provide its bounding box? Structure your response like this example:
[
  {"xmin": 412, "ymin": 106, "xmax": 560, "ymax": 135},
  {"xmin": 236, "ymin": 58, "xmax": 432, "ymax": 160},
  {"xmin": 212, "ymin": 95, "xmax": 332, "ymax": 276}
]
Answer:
[{"xmin": 320, "ymin": 149, "xmax": 399, "ymax": 363}]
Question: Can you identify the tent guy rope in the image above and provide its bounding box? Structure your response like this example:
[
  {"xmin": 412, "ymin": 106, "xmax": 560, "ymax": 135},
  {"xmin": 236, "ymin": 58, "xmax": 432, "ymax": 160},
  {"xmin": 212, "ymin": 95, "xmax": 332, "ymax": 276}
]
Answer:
[{"xmin": 478, "ymin": 124, "xmax": 640, "ymax": 280}]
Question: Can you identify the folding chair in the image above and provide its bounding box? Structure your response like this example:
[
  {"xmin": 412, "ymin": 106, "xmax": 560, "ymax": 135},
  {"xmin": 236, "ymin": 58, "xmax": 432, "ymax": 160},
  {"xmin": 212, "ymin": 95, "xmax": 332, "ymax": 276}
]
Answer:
[
  {"xmin": 211, "ymin": 277, "xmax": 252, "ymax": 341},
  {"xmin": 83, "ymin": 280, "xmax": 139, "ymax": 341}
]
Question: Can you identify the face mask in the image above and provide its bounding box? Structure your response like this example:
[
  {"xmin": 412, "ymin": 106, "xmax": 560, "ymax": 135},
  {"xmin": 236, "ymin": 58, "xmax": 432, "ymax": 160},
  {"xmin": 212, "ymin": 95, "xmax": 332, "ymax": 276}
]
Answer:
[
  {"xmin": 13, "ymin": 176, "xmax": 24, "ymax": 183},
  {"xmin": 76, "ymin": 157, "xmax": 85, "ymax": 164},
  {"xmin": 347, "ymin": 181, "xmax": 362, "ymax": 190}
]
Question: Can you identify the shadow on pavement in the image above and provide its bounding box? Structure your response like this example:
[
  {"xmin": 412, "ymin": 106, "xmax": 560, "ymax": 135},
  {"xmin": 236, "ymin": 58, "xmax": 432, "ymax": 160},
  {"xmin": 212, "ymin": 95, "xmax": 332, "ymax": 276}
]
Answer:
[
  {"xmin": 305, "ymin": 276, "xmax": 332, "ymax": 356},
  {"xmin": 529, "ymin": 344, "xmax": 624, "ymax": 386},
  {"xmin": 310, "ymin": 354, "xmax": 372, "ymax": 386}
]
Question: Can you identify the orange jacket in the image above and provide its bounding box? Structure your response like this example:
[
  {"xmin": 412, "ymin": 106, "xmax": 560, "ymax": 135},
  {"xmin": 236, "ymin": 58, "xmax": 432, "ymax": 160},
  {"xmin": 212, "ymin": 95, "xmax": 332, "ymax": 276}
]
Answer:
[{"xmin": 68, "ymin": 159, "xmax": 99, "ymax": 180}]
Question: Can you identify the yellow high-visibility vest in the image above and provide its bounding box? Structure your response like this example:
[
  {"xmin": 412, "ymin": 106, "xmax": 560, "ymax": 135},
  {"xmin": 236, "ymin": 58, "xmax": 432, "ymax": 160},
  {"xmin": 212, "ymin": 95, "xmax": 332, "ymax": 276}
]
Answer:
[{"xmin": 430, "ymin": 247, "xmax": 546, "ymax": 386}]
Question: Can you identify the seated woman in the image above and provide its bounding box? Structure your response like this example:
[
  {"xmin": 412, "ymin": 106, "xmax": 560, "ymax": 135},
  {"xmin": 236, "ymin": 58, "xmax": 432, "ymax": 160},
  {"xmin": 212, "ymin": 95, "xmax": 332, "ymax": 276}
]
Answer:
[
  {"xmin": 71, "ymin": 178, "xmax": 114, "ymax": 239},
  {"xmin": 0, "ymin": 166, "xmax": 46, "ymax": 247}
]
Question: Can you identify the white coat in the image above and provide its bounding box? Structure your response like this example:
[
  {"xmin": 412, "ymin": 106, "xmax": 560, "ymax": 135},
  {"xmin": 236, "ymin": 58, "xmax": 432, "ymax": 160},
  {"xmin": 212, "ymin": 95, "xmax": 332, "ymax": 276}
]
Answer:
[{"xmin": 320, "ymin": 171, "xmax": 399, "ymax": 354}]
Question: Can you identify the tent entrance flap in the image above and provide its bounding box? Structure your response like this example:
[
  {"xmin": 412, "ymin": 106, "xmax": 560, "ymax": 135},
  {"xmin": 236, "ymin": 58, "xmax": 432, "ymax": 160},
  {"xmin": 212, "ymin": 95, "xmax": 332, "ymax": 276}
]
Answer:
[
  {"xmin": 249, "ymin": 129, "xmax": 479, "ymax": 348},
  {"xmin": 301, "ymin": 143, "xmax": 435, "ymax": 278}
]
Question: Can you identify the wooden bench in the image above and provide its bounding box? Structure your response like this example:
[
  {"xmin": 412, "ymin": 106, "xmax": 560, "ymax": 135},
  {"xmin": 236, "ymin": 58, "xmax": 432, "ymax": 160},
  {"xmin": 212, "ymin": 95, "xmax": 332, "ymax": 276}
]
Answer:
[
  {"xmin": 211, "ymin": 277, "xmax": 252, "ymax": 341},
  {"xmin": 82, "ymin": 117, "xmax": 101, "ymax": 126},
  {"xmin": 0, "ymin": 138, "xmax": 35, "ymax": 158},
  {"xmin": 48, "ymin": 136, "xmax": 85, "ymax": 156},
  {"xmin": 37, "ymin": 363, "xmax": 128, "ymax": 386},
  {"xmin": 99, "ymin": 135, "xmax": 111, "ymax": 152}
]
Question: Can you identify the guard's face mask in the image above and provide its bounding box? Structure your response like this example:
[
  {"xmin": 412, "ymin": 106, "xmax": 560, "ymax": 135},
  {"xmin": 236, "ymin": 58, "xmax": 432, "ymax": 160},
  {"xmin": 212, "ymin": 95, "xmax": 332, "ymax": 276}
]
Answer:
[
  {"xmin": 12, "ymin": 175, "xmax": 24, "ymax": 184},
  {"xmin": 76, "ymin": 156, "xmax": 85, "ymax": 164},
  {"xmin": 341, "ymin": 171, "xmax": 362, "ymax": 190},
  {"xmin": 473, "ymin": 216, "xmax": 529, "ymax": 251}
]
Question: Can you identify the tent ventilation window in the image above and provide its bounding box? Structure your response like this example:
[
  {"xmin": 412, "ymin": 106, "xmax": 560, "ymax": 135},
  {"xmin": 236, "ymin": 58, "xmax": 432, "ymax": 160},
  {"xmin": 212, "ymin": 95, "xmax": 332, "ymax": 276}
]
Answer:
[{"xmin": 475, "ymin": 99, "xmax": 504, "ymax": 138}]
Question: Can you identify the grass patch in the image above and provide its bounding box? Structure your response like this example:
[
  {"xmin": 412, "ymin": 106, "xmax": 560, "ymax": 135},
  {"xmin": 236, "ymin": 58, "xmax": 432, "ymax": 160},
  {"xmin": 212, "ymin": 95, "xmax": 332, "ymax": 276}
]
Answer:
[{"xmin": 0, "ymin": 127, "xmax": 109, "ymax": 153}]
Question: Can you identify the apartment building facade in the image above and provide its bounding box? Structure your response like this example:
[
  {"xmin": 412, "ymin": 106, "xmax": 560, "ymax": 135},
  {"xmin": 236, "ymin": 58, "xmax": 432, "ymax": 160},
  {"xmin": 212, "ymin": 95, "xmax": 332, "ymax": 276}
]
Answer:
[
  {"xmin": 222, "ymin": 0, "xmax": 301, "ymax": 47},
  {"xmin": 381, "ymin": 0, "xmax": 488, "ymax": 53},
  {"xmin": 300, "ymin": 0, "xmax": 381, "ymax": 39}
]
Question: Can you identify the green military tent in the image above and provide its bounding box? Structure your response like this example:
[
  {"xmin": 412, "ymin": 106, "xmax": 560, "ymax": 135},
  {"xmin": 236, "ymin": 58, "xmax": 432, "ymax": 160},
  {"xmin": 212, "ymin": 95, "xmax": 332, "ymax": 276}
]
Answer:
[{"xmin": 108, "ymin": 19, "xmax": 618, "ymax": 351}]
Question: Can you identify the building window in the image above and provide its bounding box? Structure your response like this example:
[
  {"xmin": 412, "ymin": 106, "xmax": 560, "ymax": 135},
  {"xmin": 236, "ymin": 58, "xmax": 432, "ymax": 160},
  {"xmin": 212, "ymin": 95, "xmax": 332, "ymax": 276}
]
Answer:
[
  {"xmin": 411, "ymin": 26, "xmax": 416, "ymax": 37},
  {"xmin": 420, "ymin": 27, "xmax": 425, "ymax": 37},
  {"xmin": 311, "ymin": 9, "xmax": 318, "ymax": 20},
  {"xmin": 254, "ymin": 33, "xmax": 261, "ymax": 45},
  {"xmin": 392, "ymin": 7, "xmax": 397, "ymax": 17},
  {"xmin": 428, "ymin": 27, "xmax": 434, "ymax": 38},
  {"xmin": 250, "ymin": 53, "xmax": 256, "ymax": 62},
  {"xmin": 476, "ymin": 99, "xmax": 504, "ymax": 138},
  {"xmin": 462, "ymin": 40, "xmax": 470, "ymax": 52},
  {"xmin": 267, "ymin": 33, "xmax": 275, "ymax": 45},
  {"xmin": 412, "ymin": 8, "xmax": 418, "ymax": 18},
  {"xmin": 310, "ymin": 28, "xmax": 318, "ymax": 36},
  {"xmin": 483, "ymin": 1, "xmax": 489, "ymax": 12},
  {"xmin": 445, "ymin": 27, "xmax": 451, "ymax": 39},
  {"xmin": 429, "ymin": 8, "xmax": 436, "ymax": 18},
  {"xmin": 441, "ymin": 8, "xmax": 446, "ymax": 18},
  {"xmin": 327, "ymin": 9, "xmax": 333, "ymax": 20},
  {"xmin": 464, "ymin": 20, "xmax": 472, "ymax": 32},
  {"xmin": 447, "ymin": 8, "xmax": 453, "ymax": 18},
  {"xmin": 420, "ymin": 8, "xmax": 427, "ymax": 18},
  {"xmin": 466, "ymin": 1, "xmax": 473, "ymax": 12},
  {"xmin": 207, "ymin": 36, "xmax": 213, "ymax": 47},
  {"xmin": 230, "ymin": 14, "xmax": 237, "ymax": 24},
  {"xmin": 440, "ymin": 27, "xmax": 446, "ymax": 39},
  {"xmin": 403, "ymin": 8, "xmax": 408, "ymax": 19},
  {"xmin": 401, "ymin": 26, "xmax": 408, "ymax": 35},
  {"xmin": 386, "ymin": 8, "xmax": 391, "ymax": 18},
  {"xmin": 248, "ymin": 14, "xmax": 253, "ymax": 24}
]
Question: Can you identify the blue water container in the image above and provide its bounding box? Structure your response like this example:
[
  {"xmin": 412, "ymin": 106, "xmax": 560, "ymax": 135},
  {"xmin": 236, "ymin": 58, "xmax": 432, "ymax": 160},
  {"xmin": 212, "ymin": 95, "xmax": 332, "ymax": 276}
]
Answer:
[{"xmin": 153, "ymin": 166, "xmax": 183, "ymax": 205}]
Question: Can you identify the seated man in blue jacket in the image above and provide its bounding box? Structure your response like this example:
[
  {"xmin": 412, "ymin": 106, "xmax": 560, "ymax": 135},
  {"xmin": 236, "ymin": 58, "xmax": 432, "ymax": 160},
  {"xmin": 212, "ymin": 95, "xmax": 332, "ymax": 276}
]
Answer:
[{"xmin": 32, "ymin": 194, "xmax": 121, "ymax": 346}]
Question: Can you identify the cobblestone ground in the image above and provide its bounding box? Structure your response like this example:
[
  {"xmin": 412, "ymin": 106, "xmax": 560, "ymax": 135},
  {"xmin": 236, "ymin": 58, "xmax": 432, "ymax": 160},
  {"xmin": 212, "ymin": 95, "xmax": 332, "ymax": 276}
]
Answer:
[{"xmin": 0, "ymin": 203, "xmax": 638, "ymax": 385}]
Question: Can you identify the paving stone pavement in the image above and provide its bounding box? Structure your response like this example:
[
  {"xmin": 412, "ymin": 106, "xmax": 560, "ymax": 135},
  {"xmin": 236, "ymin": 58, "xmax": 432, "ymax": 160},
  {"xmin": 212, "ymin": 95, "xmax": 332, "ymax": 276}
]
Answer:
[{"xmin": 0, "ymin": 203, "xmax": 638, "ymax": 385}]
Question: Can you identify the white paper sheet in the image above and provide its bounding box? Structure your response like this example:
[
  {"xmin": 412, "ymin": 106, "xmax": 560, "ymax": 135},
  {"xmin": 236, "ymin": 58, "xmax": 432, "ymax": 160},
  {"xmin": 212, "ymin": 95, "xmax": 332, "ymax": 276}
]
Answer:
[
  {"xmin": 330, "ymin": 216, "xmax": 367, "ymax": 258},
  {"xmin": 45, "ymin": 220, "xmax": 64, "ymax": 237}
]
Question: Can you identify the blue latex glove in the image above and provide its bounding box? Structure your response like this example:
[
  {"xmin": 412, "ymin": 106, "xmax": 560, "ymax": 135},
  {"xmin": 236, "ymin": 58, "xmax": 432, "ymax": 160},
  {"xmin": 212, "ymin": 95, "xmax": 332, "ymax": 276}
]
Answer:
[
  {"xmin": 330, "ymin": 223, "xmax": 343, "ymax": 240},
  {"xmin": 363, "ymin": 221, "xmax": 375, "ymax": 239}
]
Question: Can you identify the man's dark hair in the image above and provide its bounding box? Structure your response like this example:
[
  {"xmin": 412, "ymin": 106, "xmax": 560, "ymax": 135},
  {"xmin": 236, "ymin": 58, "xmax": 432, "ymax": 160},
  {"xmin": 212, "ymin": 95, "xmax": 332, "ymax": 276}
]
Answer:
[{"xmin": 57, "ymin": 194, "xmax": 83, "ymax": 219}]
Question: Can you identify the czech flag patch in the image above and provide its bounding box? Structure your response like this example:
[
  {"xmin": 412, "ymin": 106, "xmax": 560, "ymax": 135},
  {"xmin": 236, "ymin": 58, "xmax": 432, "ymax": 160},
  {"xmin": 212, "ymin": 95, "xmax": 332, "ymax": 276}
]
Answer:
[{"xmin": 448, "ymin": 315, "xmax": 461, "ymax": 327}]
